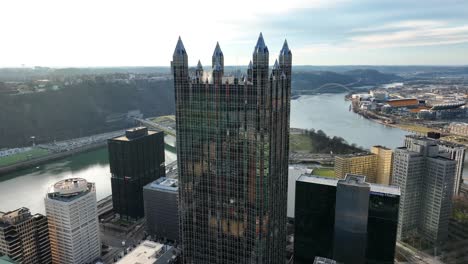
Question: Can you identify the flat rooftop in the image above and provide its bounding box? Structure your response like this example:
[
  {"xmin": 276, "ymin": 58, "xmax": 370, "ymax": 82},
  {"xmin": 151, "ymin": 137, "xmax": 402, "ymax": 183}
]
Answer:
[
  {"xmin": 298, "ymin": 174, "xmax": 400, "ymax": 196},
  {"xmin": 336, "ymin": 152, "xmax": 374, "ymax": 158},
  {"xmin": 47, "ymin": 178, "xmax": 94, "ymax": 202},
  {"xmin": 372, "ymin": 145, "xmax": 391, "ymax": 150},
  {"xmin": 116, "ymin": 241, "xmax": 166, "ymax": 264},
  {"xmin": 111, "ymin": 127, "xmax": 160, "ymax": 142},
  {"xmin": 145, "ymin": 177, "xmax": 178, "ymax": 192}
]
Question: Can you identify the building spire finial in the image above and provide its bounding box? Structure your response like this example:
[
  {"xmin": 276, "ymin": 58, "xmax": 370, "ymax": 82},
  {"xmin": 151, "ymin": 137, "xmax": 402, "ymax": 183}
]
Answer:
[
  {"xmin": 280, "ymin": 39, "xmax": 291, "ymax": 55},
  {"xmin": 213, "ymin": 42, "xmax": 223, "ymax": 57},
  {"xmin": 253, "ymin": 32, "xmax": 268, "ymax": 54},
  {"xmin": 173, "ymin": 36, "xmax": 186, "ymax": 57}
]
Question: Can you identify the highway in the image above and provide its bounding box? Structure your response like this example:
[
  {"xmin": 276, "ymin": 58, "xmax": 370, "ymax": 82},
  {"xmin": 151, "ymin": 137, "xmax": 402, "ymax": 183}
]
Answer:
[{"xmin": 396, "ymin": 242, "xmax": 444, "ymax": 264}]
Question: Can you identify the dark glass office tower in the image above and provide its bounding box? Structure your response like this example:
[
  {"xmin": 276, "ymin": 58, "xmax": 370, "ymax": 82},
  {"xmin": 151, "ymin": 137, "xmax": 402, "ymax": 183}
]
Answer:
[
  {"xmin": 366, "ymin": 192, "xmax": 400, "ymax": 264},
  {"xmin": 333, "ymin": 176, "xmax": 370, "ymax": 264},
  {"xmin": 108, "ymin": 127, "xmax": 165, "ymax": 221},
  {"xmin": 172, "ymin": 33, "xmax": 292, "ymax": 264},
  {"xmin": 294, "ymin": 180, "xmax": 336, "ymax": 264},
  {"xmin": 294, "ymin": 174, "xmax": 400, "ymax": 264}
]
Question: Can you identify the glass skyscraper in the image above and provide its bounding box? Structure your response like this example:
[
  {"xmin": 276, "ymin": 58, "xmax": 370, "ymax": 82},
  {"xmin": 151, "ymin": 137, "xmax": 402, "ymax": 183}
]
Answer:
[
  {"xmin": 108, "ymin": 127, "xmax": 166, "ymax": 221},
  {"xmin": 172, "ymin": 33, "xmax": 292, "ymax": 264},
  {"xmin": 294, "ymin": 174, "xmax": 400, "ymax": 264}
]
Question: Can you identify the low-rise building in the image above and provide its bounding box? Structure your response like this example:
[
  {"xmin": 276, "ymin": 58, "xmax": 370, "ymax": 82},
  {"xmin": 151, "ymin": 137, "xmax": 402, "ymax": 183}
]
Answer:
[
  {"xmin": 143, "ymin": 178, "xmax": 179, "ymax": 242},
  {"xmin": 116, "ymin": 241, "xmax": 178, "ymax": 264},
  {"xmin": 448, "ymin": 122, "xmax": 468, "ymax": 137},
  {"xmin": 334, "ymin": 153, "xmax": 377, "ymax": 183},
  {"xmin": 371, "ymin": 145, "xmax": 393, "ymax": 185}
]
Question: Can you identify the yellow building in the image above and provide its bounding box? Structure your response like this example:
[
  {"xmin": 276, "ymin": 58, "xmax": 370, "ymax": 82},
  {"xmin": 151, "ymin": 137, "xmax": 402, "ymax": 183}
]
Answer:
[
  {"xmin": 371, "ymin": 146, "xmax": 394, "ymax": 185},
  {"xmin": 334, "ymin": 153, "xmax": 377, "ymax": 183}
]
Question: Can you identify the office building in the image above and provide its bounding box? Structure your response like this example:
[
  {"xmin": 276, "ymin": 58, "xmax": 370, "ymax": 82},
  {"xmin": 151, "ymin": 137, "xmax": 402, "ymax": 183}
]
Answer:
[
  {"xmin": 143, "ymin": 177, "xmax": 179, "ymax": 242},
  {"xmin": 371, "ymin": 145, "xmax": 393, "ymax": 185},
  {"xmin": 405, "ymin": 134, "xmax": 465, "ymax": 196},
  {"xmin": 172, "ymin": 33, "xmax": 291, "ymax": 263},
  {"xmin": 334, "ymin": 153, "xmax": 377, "ymax": 182},
  {"xmin": 45, "ymin": 178, "xmax": 101, "ymax": 264},
  {"xmin": 108, "ymin": 127, "xmax": 165, "ymax": 221},
  {"xmin": 0, "ymin": 207, "xmax": 51, "ymax": 263},
  {"xmin": 394, "ymin": 137, "xmax": 456, "ymax": 243},
  {"xmin": 294, "ymin": 174, "xmax": 400, "ymax": 264}
]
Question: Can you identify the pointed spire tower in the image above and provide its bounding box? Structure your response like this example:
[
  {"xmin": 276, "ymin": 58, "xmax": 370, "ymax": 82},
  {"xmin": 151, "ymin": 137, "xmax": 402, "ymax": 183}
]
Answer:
[
  {"xmin": 279, "ymin": 39, "xmax": 292, "ymax": 79},
  {"xmin": 171, "ymin": 36, "xmax": 189, "ymax": 102},
  {"xmin": 247, "ymin": 60, "xmax": 253, "ymax": 82},
  {"xmin": 212, "ymin": 42, "xmax": 224, "ymax": 77},
  {"xmin": 171, "ymin": 36, "xmax": 188, "ymax": 75},
  {"xmin": 271, "ymin": 59, "xmax": 280, "ymax": 78},
  {"xmin": 212, "ymin": 56, "xmax": 223, "ymax": 85},
  {"xmin": 196, "ymin": 60, "xmax": 203, "ymax": 78},
  {"xmin": 252, "ymin": 32, "xmax": 269, "ymax": 91}
]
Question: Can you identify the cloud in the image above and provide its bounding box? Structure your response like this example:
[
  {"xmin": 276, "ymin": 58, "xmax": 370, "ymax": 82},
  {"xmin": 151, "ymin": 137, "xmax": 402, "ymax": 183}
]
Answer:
[{"xmin": 350, "ymin": 20, "xmax": 468, "ymax": 48}]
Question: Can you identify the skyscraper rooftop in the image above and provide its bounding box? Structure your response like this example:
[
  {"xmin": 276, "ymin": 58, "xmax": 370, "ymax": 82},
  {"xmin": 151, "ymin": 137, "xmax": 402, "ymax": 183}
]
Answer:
[{"xmin": 47, "ymin": 178, "xmax": 94, "ymax": 201}]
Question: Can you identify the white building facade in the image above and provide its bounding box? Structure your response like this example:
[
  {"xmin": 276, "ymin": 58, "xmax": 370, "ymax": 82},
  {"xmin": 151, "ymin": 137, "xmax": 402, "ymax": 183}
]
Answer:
[{"xmin": 45, "ymin": 178, "xmax": 101, "ymax": 264}]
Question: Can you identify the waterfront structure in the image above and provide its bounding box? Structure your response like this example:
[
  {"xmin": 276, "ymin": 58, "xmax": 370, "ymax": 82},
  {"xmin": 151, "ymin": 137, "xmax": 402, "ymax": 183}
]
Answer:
[
  {"xmin": 405, "ymin": 134, "xmax": 465, "ymax": 196},
  {"xmin": 143, "ymin": 177, "xmax": 179, "ymax": 242},
  {"xmin": 0, "ymin": 207, "xmax": 51, "ymax": 263},
  {"xmin": 371, "ymin": 145, "xmax": 393, "ymax": 185},
  {"xmin": 394, "ymin": 137, "xmax": 456, "ymax": 243},
  {"xmin": 45, "ymin": 178, "xmax": 101, "ymax": 264},
  {"xmin": 172, "ymin": 33, "xmax": 292, "ymax": 263},
  {"xmin": 108, "ymin": 127, "xmax": 165, "ymax": 221},
  {"xmin": 294, "ymin": 174, "xmax": 400, "ymax": 264},
  {"xmin": 334, "ymin": 153, "xmax": 377, "ymax": 182}
]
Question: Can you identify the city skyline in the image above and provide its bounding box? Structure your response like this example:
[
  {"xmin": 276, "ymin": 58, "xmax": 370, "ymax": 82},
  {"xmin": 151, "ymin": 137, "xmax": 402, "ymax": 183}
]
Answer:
[{"xmin": 1, "ymin": 0, "xmax": 468, "ymax": 67}]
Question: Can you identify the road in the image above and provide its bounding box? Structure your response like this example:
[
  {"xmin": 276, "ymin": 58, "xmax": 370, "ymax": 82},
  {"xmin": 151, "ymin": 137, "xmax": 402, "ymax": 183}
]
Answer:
[
  {"xmin": 396, "ymin": 242, "xmax": 444, "ymax": 264},
  {"xmin": 135, "ymin": 118, "xmax": 176, "ymax": 136}
]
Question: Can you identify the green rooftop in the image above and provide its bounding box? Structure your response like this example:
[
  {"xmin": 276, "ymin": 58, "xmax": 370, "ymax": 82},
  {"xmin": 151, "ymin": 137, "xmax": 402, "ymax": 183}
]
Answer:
[{"xmin": 312, "ymin": 167, "xmax": 336, "ymax": 178}]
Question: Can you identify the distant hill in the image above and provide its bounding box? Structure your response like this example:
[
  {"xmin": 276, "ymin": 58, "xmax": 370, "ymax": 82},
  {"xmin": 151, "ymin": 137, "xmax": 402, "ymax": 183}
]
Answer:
[
  {"xmin": 0, "ymin": 79, "xmax": 175, "ymax": 147},
  {"xmin": 343, "ymin": 69, "xmax": 403, "ymax": 84},
  {"xmin": 291, "ymin": 69, "xmax": 401, "ymax": 93}
]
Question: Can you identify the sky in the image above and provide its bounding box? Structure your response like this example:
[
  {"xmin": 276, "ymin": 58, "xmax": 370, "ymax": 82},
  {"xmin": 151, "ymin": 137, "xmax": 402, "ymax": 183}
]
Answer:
[{"xmin": 0, "ymin": 0, "xmax": 467, "ymax": 67}]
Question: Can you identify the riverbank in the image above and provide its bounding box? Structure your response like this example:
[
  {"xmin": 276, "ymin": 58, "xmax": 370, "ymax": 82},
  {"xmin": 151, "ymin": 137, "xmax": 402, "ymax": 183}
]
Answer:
[
  {"xmin": 0, "ymin": 142, "xmax": 106, "ymax": 176},
  {"xmin": 353, "ymin": 108, "xmax": 468, "ymax": 146}
]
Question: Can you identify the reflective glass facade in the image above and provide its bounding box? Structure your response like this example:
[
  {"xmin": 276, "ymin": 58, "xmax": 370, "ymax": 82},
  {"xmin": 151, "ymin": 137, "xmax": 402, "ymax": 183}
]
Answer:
[
  {"xmin": 108, "ymin": 128, "xmax": 165, "ymax": 220},
  {"xmin": 294, "ymin": 175, "xmax": 400, "ymax": 264},
  {"xmin": 172, "ymin": 34, "xmax": 292, "ymax": 264}
]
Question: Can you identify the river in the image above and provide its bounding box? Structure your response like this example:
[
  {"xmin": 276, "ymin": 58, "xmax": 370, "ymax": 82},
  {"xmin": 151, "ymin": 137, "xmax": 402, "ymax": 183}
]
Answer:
[
  {"xmin": 0, "ymin": 93, "xmax": 466, "ymax": 214},
  {"xmin": 0, "ymin": 135, "xmax": 176, "ymax": 214}
]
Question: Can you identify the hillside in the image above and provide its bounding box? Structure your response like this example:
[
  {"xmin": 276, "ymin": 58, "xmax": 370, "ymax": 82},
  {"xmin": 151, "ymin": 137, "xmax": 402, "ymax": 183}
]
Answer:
[{"xmin": 0, "ymin": 79, "xmax": 175, "ymax": 147}]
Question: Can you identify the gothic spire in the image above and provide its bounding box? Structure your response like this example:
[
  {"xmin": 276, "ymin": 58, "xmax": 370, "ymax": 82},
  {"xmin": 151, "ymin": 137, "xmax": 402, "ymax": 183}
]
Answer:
[
  {"xmin": 213, "ymin": 57, "xmax": 222, "ymax": 72},
  {"xmin": 253, "ymin": 32, "xmax": 268, "ymax": 54},
  {"xmin": 173, "ymin": 36, "xmax": 186, "ymax": 56},
  {"xmin": 213, "ymin": 42, "xmax": 223, "ymax": 57},
  {"xmin": 273, "ymin": 59, "xmax": 279, "ymax": 70},
  {"xmin": 280, "ymin": 39, "xmax": 291, "ymax": 55},
  {"xmin": 197, "ymin": 60, "xmax": 203, "ymax": 70}
]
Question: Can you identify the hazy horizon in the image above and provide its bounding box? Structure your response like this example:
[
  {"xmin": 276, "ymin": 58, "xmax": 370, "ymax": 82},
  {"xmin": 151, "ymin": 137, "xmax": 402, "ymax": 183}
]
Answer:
[{"xmin": 1, "ymin": 0, "xmax": 467, "ymax": 67}]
